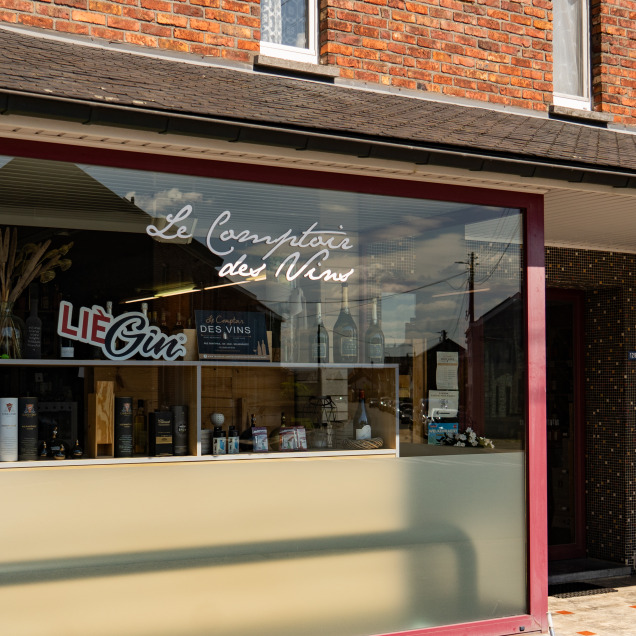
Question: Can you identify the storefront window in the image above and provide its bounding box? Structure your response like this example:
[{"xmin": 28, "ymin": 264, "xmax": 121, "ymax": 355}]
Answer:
[{"xmin": 0, "ymin": 154, "xmax": 527, "ymax": 630}]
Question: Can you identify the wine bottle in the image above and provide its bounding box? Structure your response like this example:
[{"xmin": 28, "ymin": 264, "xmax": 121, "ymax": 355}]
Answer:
[
  {"xmin": 133, "ymin": 399, "xmax": 147, "ymax": 455},
  {"xmin": 333, "ymin": 283, "xmax": 358, "ymax": 363},
  {"xmin": 170, "ymin": 311, "xmax": 184, "ymax": 336},
  {"xmin": 365, "ymin": 297, "xmax": 385, "ymax": 364},
  {"xmin": 150, "ymin": 310, "xmax": 159, "ymax": 330},
  {"xmin": 353, "ymin": 389, "xmax": 371, "ymax": 440},
  {"xmin": 24, "ymin": 285, "xmax": 42, "ymax": 359},
  {"xmin": 311, "ymin": 302, "xmax": 329, "ymax": 363},
  {"xmin": 172, "ymin": 405, "xmax": 188, "ymax": 456},
  {"xmin": 160, "ymin": 309, "xmax": 169, "ymax": 335},
  {"xmin": 141, "ymin": 302, "xmax": 149, "ymax": 322}
]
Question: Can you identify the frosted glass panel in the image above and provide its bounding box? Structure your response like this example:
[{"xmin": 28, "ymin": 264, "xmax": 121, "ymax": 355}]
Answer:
[{"xmin": 1, "ymin": 455, "xmax": 526, "ymax": 634}]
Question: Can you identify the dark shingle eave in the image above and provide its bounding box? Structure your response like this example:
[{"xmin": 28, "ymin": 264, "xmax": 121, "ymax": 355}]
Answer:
[{"xmin": 2, "ymin": 28, "xmax": 636, "ymax": 187}]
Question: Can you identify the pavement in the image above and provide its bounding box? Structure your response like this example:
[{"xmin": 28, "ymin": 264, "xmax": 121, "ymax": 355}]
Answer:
[{"xmin": 548, "ymin": 574, "xmax": 636, "ymax": 636}]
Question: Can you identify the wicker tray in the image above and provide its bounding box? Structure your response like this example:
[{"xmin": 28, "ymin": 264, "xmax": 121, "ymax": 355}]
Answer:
[{"xmin": 341, "ymin": 437, "xmax": 384, "ymax": 450}]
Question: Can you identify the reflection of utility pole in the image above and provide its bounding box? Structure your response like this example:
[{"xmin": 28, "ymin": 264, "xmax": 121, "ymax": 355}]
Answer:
[{"xmin": 455, "ymin": 252, "xmax": 477, "ymax": 325}]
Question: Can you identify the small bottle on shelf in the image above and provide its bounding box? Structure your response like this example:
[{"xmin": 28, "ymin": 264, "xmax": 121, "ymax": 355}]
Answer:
[
  {"xmin": 311, "ymin": 302, "xmax": 329, "ymax": 364},
  {"xmin": 212, "ymin": 425, "xmax": 227, "ymax": 455},
  {"xmin": 333, "ymin": 283, "xmax": 358, "ymax": 363},
  {"xmin": 38, "ymin": 441, "xmax": 48, "ymax": 460},
  {"xmin": 227, "ymin": 424, "xmax": 239, "ymax": 454},
  {"xmin": 353, "ymin": 390, "xmax": 371, "ymax": 440},
  {"xmin": 71, "ymin": 440, "xmax": 83, "ymax": 459},
  {"xmin": 364, "ymin": 297, "xmax": 385, "ymax": 364}
]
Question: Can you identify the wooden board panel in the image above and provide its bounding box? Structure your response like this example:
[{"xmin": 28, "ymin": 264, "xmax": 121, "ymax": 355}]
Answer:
[{"xmin": 87, "ymin": 380, "xmax": 114, "ymax": 458}]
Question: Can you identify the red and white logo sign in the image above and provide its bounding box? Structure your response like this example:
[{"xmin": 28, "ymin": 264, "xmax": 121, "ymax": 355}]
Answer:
[{"xmin": 57, "ymin": 301, "xmax": 187, "ymax": 361}]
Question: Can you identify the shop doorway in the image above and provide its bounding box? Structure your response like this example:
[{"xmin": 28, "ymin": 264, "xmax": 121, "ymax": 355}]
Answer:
[{"xmin": 546, "ymin": 289, "xmax": 585, "ymax": 560}]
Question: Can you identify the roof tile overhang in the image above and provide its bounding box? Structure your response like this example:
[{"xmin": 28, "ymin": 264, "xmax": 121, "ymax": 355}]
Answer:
[{"xmin": 2, "ymin": 27, "xmax": 636, "ymax": 188}]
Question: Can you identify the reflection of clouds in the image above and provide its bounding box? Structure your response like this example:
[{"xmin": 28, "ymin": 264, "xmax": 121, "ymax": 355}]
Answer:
[
  {"xmin": 364, "ymin": 216, "xmax": 444, "ymax": 243},
  {"xmin": 125, "ymin": 188, "xmax": 203, "ymax": 215}
]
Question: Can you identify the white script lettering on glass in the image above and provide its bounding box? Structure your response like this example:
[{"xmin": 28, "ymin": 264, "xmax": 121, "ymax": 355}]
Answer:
[
  {"xmin": 57, "ymin": 301, "xmax": 187, "ymax": 361},
  {"xmin": 146, "ymin": 206, "xmax": 355, "ymax": 283}
]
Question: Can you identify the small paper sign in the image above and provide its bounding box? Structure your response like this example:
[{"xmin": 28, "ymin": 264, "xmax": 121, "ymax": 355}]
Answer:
[{"xmin": 195, "ymin": 310, "xmax": 269, "ymax": 361}]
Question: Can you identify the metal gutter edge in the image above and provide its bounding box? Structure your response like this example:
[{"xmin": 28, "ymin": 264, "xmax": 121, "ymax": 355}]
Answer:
[{"xmin": 1, "ymin": 89, "xmax": 636, "ymax": 189}]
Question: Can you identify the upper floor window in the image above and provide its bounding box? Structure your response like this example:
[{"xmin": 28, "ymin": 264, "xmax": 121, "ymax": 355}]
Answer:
[
  {"xmin": 553, "ymin": 0, "xmax": 591, "ymax": 109},
  {"xmin": 260, "ymin": 0, "xmax": 317, "ymax": 64}
]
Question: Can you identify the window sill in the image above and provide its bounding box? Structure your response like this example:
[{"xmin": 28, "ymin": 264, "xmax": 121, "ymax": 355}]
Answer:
[
  {"xmin": 549, "ymin": 105, "xmax": 612, "ymax": 125},
  {"xmin": 254, "ymin": 55, "xmax": 340, "ymax": 81}
]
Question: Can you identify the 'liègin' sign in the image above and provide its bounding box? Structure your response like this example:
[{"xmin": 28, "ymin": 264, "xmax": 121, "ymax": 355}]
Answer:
[
  {"xmin": 146, "ymin": 206, "xmax": 355, "ymax": 284},
  {"xmin": 57, "ymin": 301, "xmax": 186, "ymax": 361}
]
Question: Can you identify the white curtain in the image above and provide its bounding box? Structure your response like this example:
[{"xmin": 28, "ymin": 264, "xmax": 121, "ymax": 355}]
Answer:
[
  {"xmin": 553, "ymin": 0, "xmax": 587, "ymax": 97},
  {"xmin": 261, "ymin": 0, "xmax": 283, "ymax": 46}
]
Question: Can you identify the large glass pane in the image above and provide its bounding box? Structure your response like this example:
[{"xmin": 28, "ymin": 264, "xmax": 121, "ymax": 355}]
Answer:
[{"xmin": 0, "ymin": 154, "xmax": 527, "ymax": 630}]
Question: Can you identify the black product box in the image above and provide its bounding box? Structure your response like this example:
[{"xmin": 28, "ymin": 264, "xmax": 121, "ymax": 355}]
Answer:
[{"xmin": 148, "ymin": 410, "xmax": 173, "ymax": 456}]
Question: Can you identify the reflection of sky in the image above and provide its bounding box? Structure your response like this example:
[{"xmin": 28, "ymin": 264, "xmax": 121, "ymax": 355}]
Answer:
[
  {"xmin": 79, "ymin": 162, "xmax": 523, "ymax": 345},
  {"xmin": 382, "ymin": 293, "xmax": 415, "ymax": 343}
]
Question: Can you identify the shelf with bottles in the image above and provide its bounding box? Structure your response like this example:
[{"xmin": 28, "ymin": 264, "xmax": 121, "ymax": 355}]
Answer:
[
  {"xmin": 199, "ymin": 362, "xmax": 398, "ymax": 458},
  {"xmin": 0, "ymin": 360, "xmax": 399, "ymax": 468}
]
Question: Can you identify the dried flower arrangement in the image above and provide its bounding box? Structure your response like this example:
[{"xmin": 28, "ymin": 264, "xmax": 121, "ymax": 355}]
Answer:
[
  {"xmin": 0, "ymin": 227, "xmax": 73, "ymax": 304},
  {"xmin": 0, "ymin": 227, "xmax": 73, "ymax": 358}
]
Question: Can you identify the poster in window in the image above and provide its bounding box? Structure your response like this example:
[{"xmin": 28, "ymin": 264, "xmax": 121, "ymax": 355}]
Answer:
[{"xmin": 195, "ymin": 310, "xmax": 270, "ymax": 361}]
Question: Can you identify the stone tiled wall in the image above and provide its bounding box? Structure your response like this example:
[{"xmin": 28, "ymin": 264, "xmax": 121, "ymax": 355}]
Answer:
[{"xmin": 546, "ymin": 247, "xmax": 636, "ymax": 568}]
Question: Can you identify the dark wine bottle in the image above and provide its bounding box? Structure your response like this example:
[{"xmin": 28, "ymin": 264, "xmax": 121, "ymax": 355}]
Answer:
[
  {"xmin": 160, "ymin": 309, "xmax": 169, "ymax": 335},
  {"xmin": 333, "ymin": 283, "xmax": 358, "ymax": 363},
  {"xmin": 311, "ymin": 302, "xmax": 329, "ymax": 363},
  {"xmin": 353, "ymin": 389, "xmax": 371, "ymax": 440},
  {"xmin": 170, "ymin": 311, "xmax": 184, "ymax": 336},
  {"xmin": 365, "ymin": 297, "xmax": 385, "ymax": 364},
  {"xmin": 172, "ymin": 405, "xmax": 188, "ymax": 456},
  {"xmin": 24, "ymin": 285, "xmax": 42, "ymax": 360}
]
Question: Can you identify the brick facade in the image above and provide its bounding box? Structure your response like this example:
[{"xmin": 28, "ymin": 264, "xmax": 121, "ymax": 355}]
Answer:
[
  {"xmin": 320, "ymin": 0, "xmax": 552, "ymax": 111},
  {"xmin": 0, "ymin": 0, "xmax": 260, "ymax": 63},
  {"xmin": 591, "ymin": 0, "xmax": 636, "ymax": 124},
  {"xmin": 4, "ymin": 0, "xmax": 636, "ymax": 124},
  {"xmin": 546, "ymin": 247, "xmax": 636, "ymax": 567}
]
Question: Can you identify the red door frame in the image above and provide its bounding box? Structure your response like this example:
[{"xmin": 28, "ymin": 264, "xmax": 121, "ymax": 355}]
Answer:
[
  {"xmin": 546, "ymin": 288, "xmax": 586, "ymax": 561},
  {"xmin": 0, "ymin": 137, "xmax": 548, "ymax": 635}
]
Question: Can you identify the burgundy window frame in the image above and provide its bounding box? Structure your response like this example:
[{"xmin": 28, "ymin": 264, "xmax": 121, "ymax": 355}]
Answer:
[{"xmin": 0, "ymin": 138, "xmax": 548, "ymax": 636}]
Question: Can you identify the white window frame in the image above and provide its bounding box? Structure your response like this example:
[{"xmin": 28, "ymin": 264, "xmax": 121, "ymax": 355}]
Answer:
[
  {"xmin": 260, "ymin": 0, "xmax": 318, "ymax": 65},
  {"xmin": 552, "ymin": 0, "xmax": 591, "ymax": 111}
]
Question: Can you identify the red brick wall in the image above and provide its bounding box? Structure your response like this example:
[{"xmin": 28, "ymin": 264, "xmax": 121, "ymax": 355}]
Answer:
[
  {"xmin": 591, "ymin": 0, "xmax": 636, "ymax": 125},
  {"xmin": 320, "ymin": 0, "xmax": 553, "ymax": 112},
  {"xmin": 0, "ymin": 0, "xmax": 260, "ymax": 63}
]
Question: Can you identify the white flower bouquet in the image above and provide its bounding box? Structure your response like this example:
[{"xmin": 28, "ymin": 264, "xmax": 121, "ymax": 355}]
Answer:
[{"xmin": 439, "ymin": 426, "xmax": 495, "ymax": 448}]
